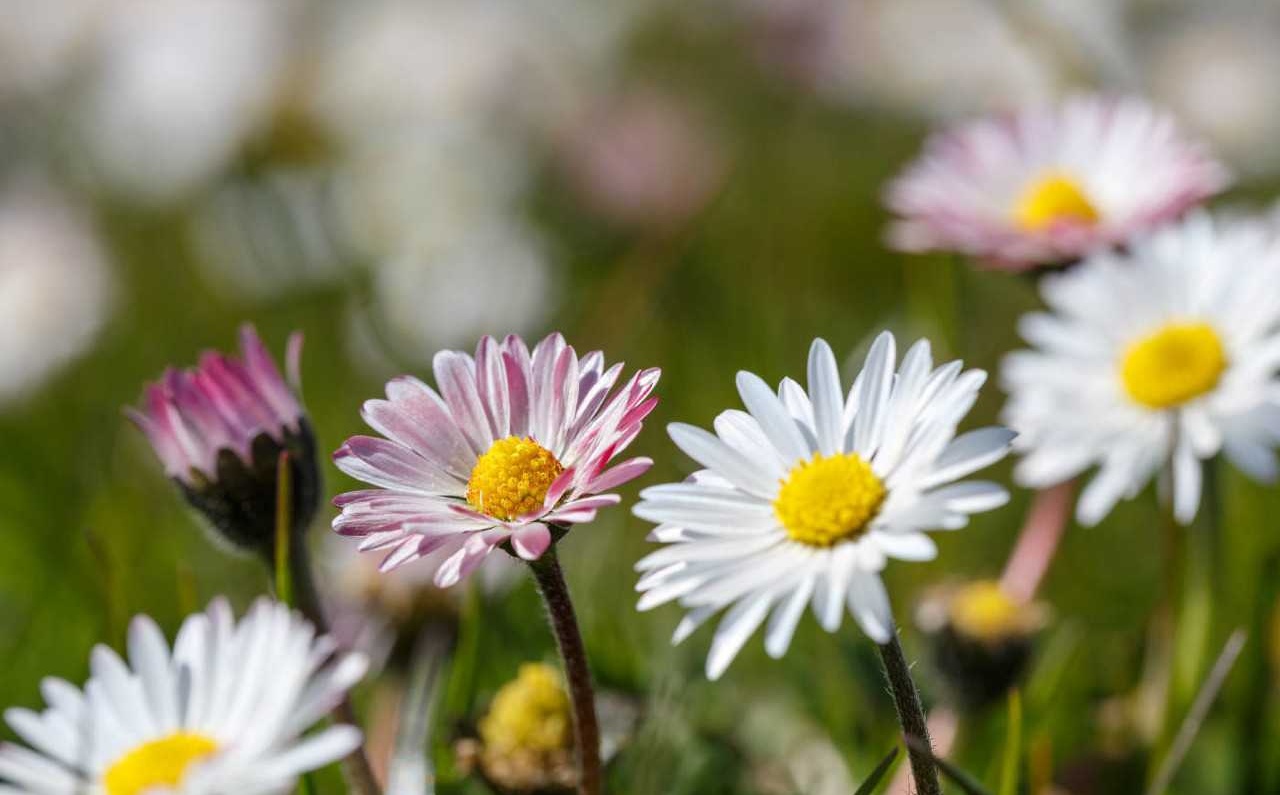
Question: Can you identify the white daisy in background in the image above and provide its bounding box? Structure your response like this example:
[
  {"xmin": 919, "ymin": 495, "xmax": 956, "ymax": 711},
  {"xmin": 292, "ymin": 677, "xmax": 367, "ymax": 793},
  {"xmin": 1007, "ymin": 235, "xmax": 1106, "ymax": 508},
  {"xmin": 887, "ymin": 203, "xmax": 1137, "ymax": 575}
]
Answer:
[
  {"xmin": 884, "ymin": 95, "xmax": 1230, "ymax": 270},
  {"xmin": 0, "ymin": 598, "xmax": 367, "ymax": 794},
  {"xmin": 0, "ymin": 177, "xmax": 114, "ymax": 406},
  {"xmin": 332, "ymin": 333, "xmax": 660, "ymax": 584},
  {"xmin": 1001, "ymin": 212, "xmax": 1280, "ymax": 526},
  {"xmin": 634, "ymin": 334, "xmax": 1014, "ymax": 679}
]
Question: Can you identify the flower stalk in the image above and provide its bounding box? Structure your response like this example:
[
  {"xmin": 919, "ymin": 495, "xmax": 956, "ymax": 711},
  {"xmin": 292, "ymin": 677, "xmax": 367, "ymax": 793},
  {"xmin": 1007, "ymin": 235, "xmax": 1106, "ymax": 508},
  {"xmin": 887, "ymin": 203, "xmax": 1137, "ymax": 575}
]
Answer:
[
  {"xmin": 878, "ymin": 633, "xmax": 942, "ymax": 795},
  {"xmin": 273, "ymin": 452, "xmax": 382, "ymax": 795},
  {"xmin": 528, "ymin": 546, "xmax": 603, "ymax": 795}
]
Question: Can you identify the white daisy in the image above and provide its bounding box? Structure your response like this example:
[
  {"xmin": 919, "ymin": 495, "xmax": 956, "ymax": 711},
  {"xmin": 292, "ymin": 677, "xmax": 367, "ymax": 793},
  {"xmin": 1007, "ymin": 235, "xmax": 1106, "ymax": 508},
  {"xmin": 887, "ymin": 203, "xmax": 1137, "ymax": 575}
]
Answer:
[
  {"xmin": 0, "ymin": 598, "xmax": 367, "ymax": 795},
  {"xmin": 1002, "ymin": 211, "xmax": 1280, "ymax": 526},
  {"xmin": 633, "ymin": 334, "xmax": 1014, "ymax": 679}
]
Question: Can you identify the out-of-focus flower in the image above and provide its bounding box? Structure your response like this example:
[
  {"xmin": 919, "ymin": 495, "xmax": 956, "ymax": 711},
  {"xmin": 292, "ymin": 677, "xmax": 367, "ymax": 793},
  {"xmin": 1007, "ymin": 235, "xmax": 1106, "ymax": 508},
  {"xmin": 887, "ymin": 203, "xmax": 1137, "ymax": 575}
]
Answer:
[
  {"xmin": 76, "ymin": 0, "xmax": 296, "ymax": 203},
  {"xmin": 634, "ymin": 335, "xmax": 1013, "ymax": 679},
  {"xmin": 128, "ymin": 325, "xmax": 318, "ymax": 556},
  {"xmin": 0, "ymin": 598, "xmax": 367, "ymax": 794},
  {"xmin": 0, "ymin": 0, "xmax": 107, "ymax": 97},
  {"xmin": 885, "ymin": 95, "xmax": 1229, "ymax": 270},
  {"xmin": 1002, "ymin": 212, "xmax": 1280, "ymax": 526},
  {"xmin": 374, "ymin": 218, "xmax": 556, "ymax": 354},
  {"xmin": 192, "ymin": 168, "xmax": 354, "ymax": 302},
  {"xmin": 1145, "ymin": 11, "xmax": 1280, "ymax": 181},
  {"xmin": 788, "ymin": 0, "xmax": 1058, "ymax": 119},
  {"xmin": 321, "ymin": 532, "xmax": 521, "ymax": 671},
  {"xmin": 916, "ymin": 580, "xmax": 1048, "ymax": 711},
  {"xmin": 456, "ymin": 663, "xmax": 577, "ymax": 793},
  {"xmin": 332, "ymin": 333, "xmax": 659, "ymax": 582},
  {"xmin": 559, "ymin": 88, "xmax": 725, "ymax": 232},
  {"xmin": 0, "ymin": 178, "xmax": 113, "ymax": 405}
]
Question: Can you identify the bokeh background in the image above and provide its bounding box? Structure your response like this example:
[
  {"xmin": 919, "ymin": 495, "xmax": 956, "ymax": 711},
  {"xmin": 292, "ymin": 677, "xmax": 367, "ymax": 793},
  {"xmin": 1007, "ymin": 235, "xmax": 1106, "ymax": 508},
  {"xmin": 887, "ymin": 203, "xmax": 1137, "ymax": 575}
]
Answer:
[{"xmin": 2, "ymin": 0, "xmax": 1280, "ymax": 792}]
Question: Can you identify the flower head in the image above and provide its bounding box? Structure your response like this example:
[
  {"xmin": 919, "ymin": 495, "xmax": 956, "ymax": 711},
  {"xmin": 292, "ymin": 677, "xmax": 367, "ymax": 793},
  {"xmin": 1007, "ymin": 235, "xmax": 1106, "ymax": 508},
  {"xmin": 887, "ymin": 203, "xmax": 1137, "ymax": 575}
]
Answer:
[
  {"xmin": 634, "ymin": 334, "xmax": 1014, "ymax": 679},
  {"xmin": 0, "ymin": 598, "xmax": 367, "ymax": 794},
  {"xmin": 456, "ymin": 663, "xmax": 577, "ymax": 793},
  {"xmin": 333, "ymin": 332, "xmax": 659, "ymax": 584},
  {"xmin": 1002, "ymin": 212, "xmax": 1280, "ymax": 525},
  {"xmin": 916, "ymin": 580, "xmax": 1047, "ymax": 711},
  {"xmin": 129, "ymin": 325, "xmax": 318, "ymax": 554},
  {"xmin": 885, "ymin": 95, "xmax": 1230, "ymax": 270}
]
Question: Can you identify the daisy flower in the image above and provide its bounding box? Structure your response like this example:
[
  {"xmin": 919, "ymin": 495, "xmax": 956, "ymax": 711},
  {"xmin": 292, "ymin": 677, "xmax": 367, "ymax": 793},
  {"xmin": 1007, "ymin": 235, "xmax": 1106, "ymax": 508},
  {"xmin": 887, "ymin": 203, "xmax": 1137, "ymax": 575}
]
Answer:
[
  {"xmin": 1002, "ymin": 211, "xmax": 1280, "ymax": 525},
  {"xmin": 129, "ymin": 325, "xmax": 318, "ymax": 554},
  {"xmin": 885, "ymin": 95, "xmax": 1230, "ymax": 270},
  {"xmin": 634, "ymin": 333, "xmax": 1014, "ymax": 679},
  {"xmin": 0, "ymin": 598, "xmax": 367, "ymax": 795},
  {"xmin": 333, "ymin": 332, "xmax": 660, "ymax": 585}
]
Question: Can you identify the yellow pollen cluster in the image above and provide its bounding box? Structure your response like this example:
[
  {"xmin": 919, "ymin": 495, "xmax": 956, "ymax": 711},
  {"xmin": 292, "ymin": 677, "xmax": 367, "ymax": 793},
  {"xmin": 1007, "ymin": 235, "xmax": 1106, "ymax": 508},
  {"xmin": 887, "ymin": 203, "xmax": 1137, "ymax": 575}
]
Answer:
[
  {"xmin": 467, "ymin": 436, "xmax": 565, "ymax": 521},
  {"xmin": 774, "ymin": 452, "xmax": 886, "ymax": 547},
  {"xmin": 103, "ymin": 733, "xmax": 219, "ymax": 795},
  {"xmin": 1120, "ymin": 322, "xmax": 1227, "ymax": 409},
  {"xmin": 479, "ymin": 663, "xmax": 573, "ymax": 756},
  {"xmin": 948, "ymin": 581, "xmax": 1023, "ymax": 643},
  {"xmin": 1012, "ymin": 172, "xmax": 1100, "ymax": 231}
]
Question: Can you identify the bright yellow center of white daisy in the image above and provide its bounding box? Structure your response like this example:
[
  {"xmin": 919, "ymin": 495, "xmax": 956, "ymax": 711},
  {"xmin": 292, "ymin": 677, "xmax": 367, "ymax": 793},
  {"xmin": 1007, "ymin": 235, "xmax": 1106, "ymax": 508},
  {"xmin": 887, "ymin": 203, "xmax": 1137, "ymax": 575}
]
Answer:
[
  {"xmin": 466, "ymin": 436, "xmax": 565, "ymax": 521},
  {"xmin": 948, "ymin": 581, "xmax": 1022, "ymax": 643},
  {"xmin": 1012, "ymin": 172, "xmax": 1100, "ymax": 231},
  {"xmin": 1120, "ymin": 322, "xmax": 1227, "ymax": 409},
  {"xmin": 479, "ymin": 663, "xmax": 573, "ymax": 755},
  {"xmin": 103, "ymin": 733, "xmax": 219, "ymax": 795},
  {"xmin": 773, "ymin": 452, "xmax": 886, "ymax": 547}
]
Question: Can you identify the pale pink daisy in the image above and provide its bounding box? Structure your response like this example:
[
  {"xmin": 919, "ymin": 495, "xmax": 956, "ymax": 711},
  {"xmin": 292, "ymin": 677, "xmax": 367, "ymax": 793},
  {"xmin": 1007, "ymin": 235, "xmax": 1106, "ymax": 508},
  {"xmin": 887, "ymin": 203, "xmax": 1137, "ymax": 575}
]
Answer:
[
  {"xmin": 885, "ymin": 95, "xmax": 1230, "ymax": 270},
  {"xmin": 333, "ymin": 333, "xmax": 660, "ymax": 585}
]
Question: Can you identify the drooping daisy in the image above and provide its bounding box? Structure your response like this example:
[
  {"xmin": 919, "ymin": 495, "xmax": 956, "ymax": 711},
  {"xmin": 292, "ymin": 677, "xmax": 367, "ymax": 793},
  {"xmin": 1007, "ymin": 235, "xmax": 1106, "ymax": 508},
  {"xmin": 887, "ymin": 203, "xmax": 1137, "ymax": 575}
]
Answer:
[
  {"xmin": 885, "ymin": 95, "xmax": 1230, "ymax": 270},
  {"xmin": 333, "ymin": 332, "xmax": 660, "ymax": 585},
  {"xmin": 128, "ymin": 325, "xmax": 318, "ymax": 555},
  {"xmin": 0, "ymin": 598, "xmax": 367, "ymax": 795},
  {"xmin": 634, "ymin": 334, "xmax": 1014, "ymax": 679},
  {"xmin": 1002, "ymin": 211, "xmax": 1280, "ymax": 525}
]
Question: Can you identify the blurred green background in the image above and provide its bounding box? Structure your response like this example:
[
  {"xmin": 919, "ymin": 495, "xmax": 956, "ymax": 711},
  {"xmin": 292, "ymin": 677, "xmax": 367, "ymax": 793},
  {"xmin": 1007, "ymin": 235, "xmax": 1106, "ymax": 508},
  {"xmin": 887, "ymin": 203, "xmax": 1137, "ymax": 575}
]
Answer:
[{"xmin": 2, "ymin": 1, "xmax": 1280, "ymax": 793}]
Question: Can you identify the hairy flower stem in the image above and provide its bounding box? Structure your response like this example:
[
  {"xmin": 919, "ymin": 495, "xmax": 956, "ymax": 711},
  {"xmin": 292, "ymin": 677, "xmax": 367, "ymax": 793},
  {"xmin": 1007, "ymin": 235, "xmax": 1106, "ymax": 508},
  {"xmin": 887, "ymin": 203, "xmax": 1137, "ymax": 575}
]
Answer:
[
  {"xmin": 529, "ymin": 548, "xmax": 603, "ymax": 795},
  {"xmin": 271, "ymin": 452, "xmax": 382, "ymax": 795},
  {"xmin": 879, "ymin": 633, "xmax": 942, "ymax": 795}
]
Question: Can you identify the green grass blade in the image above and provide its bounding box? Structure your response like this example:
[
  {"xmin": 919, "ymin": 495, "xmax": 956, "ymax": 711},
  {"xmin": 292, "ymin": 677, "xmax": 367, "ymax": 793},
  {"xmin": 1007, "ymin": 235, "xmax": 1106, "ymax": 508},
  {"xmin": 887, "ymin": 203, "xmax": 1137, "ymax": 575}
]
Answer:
[
  {"xmin": 906, "ymin": 736, "xmax": 994, "ymax": 795},
  {"xmin": 998, "ymin": 690, "xmax": 1023, "ymax": 795},
  {"xmin": 853, "ymin": 747, "xmax": 899, "ymax": 795},
  {"xmin": 274, "ymin": 451, "xmax": 293, "ymax": 606}
]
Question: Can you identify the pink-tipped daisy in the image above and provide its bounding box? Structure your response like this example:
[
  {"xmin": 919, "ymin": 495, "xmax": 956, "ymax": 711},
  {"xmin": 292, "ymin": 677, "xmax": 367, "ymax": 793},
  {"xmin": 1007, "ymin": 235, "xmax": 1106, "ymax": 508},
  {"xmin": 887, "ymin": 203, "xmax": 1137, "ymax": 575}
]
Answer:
[
  {"xmin": 333, "ymin": 333, "xmax": 660, "ymax": 585},
  {"xmin": 885, "ymin": 95, "xmax": 1230, "ymax": 270},
  {"xmin": 634, "ymin": 334, "xmax": 1014, "ymax": 679},
  {"xmin": 128, "ymin": 325, "xmax": 318, "ymax": 553}
]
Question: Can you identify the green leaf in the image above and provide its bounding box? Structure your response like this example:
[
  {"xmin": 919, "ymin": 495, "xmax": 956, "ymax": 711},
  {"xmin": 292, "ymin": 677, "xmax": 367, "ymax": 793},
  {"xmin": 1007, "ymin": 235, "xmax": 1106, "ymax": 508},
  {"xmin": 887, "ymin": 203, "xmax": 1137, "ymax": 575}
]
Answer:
[{"xmin": 853, "ymin": 747, "xmax": 899, "ymax": 795}]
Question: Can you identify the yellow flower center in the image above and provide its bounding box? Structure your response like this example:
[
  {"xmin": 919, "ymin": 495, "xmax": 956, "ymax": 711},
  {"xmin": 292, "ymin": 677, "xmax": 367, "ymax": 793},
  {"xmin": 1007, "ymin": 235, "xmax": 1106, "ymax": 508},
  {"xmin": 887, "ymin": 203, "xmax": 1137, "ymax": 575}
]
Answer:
[
  {"xmin": 103, "ymin": 733, "xmax": 219, "ymax": 795},
  {"xmin": 1012, "ymin": 172, "xmax": 1100, "ymax": 231},
  {"xmin": 1120, "ymin": 322, "xmax": 1227, "ymax": 409},
  {"xmin": 480, "ymin": 663, "xmax": 572, "ymax": 755},
  {"xmin": 774, "ymin": 452, "xmax": 886, "ymax": 547},
  {"xmin": 948, "ymin": 581, "xmax": 1022, "ymax": 643},
  {"xmin": 466, "ymin": 436, "xmax": 565, "ymax": 521}
]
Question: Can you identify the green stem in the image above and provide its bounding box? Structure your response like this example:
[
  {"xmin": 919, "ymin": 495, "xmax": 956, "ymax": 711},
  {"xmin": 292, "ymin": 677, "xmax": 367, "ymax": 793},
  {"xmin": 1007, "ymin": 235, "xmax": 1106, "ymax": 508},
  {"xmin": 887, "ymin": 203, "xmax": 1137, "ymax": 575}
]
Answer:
[
  {"xmin": 879, "ymin": 633, "xmax": 942, "ymax": 795},
  {"xmin": 528, "ymin": 548, "xmax": 603, "ymax": 795}
]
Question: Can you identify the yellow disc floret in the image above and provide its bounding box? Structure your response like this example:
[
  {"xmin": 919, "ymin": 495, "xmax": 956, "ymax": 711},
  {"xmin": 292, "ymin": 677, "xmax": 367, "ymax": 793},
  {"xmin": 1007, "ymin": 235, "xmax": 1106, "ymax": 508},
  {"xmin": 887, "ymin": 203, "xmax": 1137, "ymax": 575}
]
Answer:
[
  {"xmin": 467, "ymin": 436, "xmax": 565, "ymax": 521},
  {"xmin": 480, "ymin": 663, "xmax": 573, "ymax": 756},
  {"xmin": 1013, "ymin": 172, "xmax": 1100, "ymax": 231},
  {"xmin": 1120, "ymin": 321, "xmax": 1227, "ymax": 409},
  {"xmin": 948, "ymin": 581, "xmax": 1023, "ymax": 643},
  {"xmin": 774, "ymin": 452, "xmax": 886, "ymax": 547},
  {"xmin": 103, "ymin": 733, "xmax": 219, "ymax": 795}
]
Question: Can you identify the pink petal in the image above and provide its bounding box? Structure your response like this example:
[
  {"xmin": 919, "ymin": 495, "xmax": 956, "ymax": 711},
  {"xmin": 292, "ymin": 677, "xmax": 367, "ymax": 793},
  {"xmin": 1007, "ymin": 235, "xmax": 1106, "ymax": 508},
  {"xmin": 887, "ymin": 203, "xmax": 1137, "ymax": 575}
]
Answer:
[
  {"xmin": 511, "ymin": 523, "xmax": 552, "ymax": 560},
  {"xmin": 585, "ymin": 456, "xmax": 653, "ymax": 492}
]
